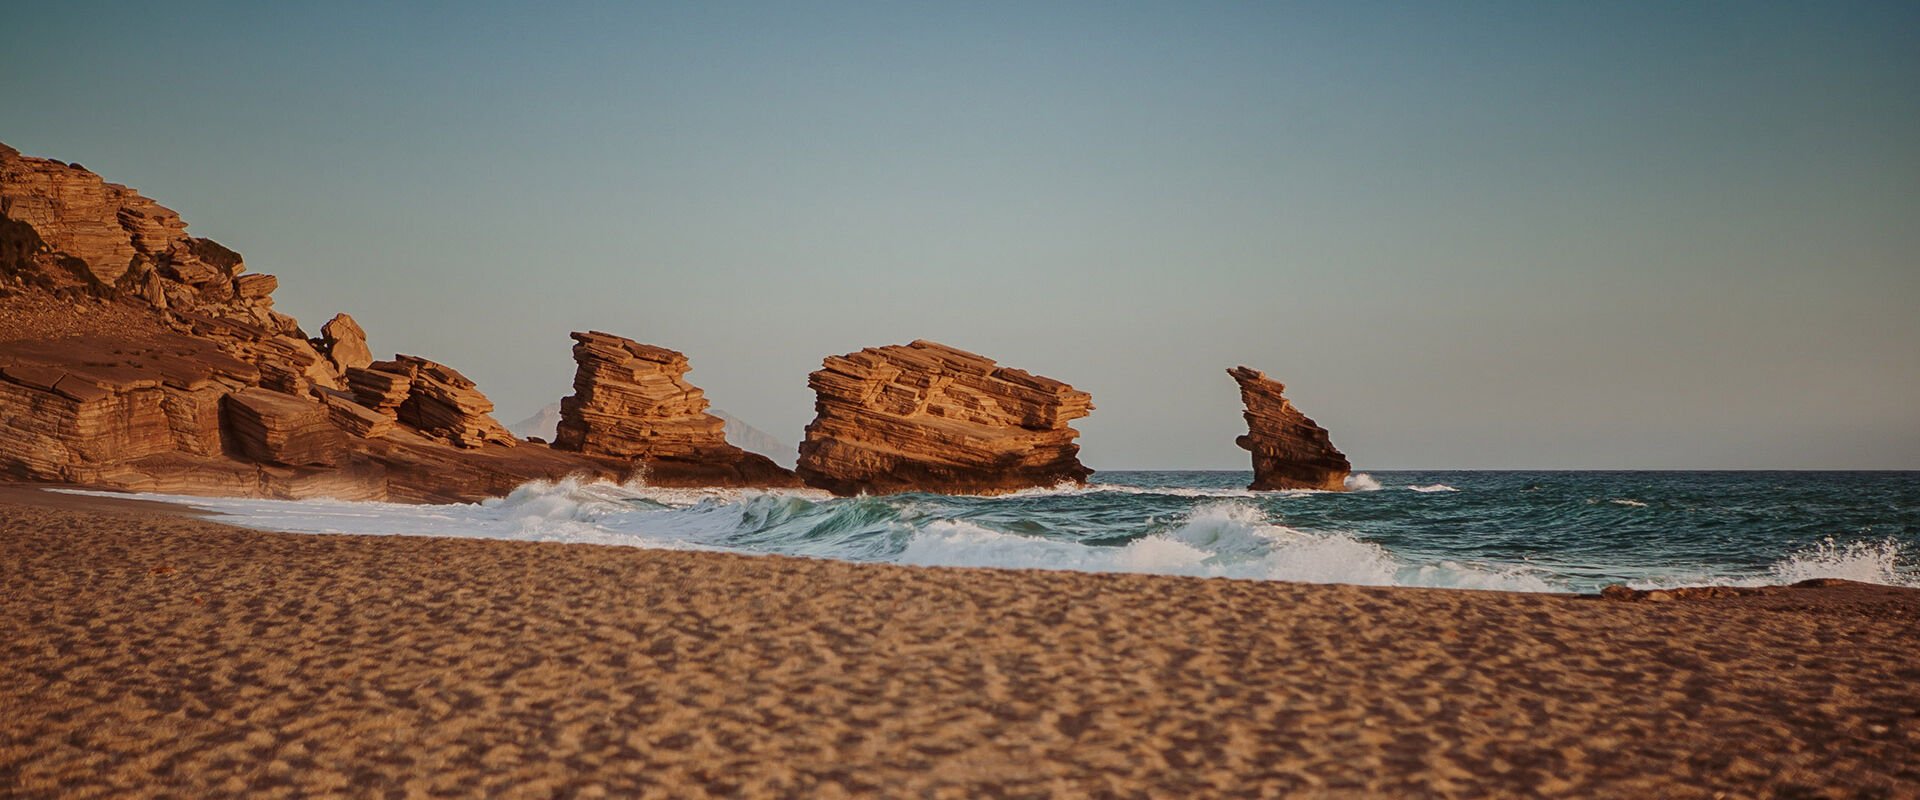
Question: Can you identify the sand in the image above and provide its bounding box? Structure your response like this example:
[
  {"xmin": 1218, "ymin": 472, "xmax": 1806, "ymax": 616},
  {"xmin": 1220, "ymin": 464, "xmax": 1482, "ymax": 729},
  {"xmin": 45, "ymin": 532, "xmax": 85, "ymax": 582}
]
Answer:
[{"xmin": 2, "ymin": 490, "xmax": 1916, "ymax": 798}]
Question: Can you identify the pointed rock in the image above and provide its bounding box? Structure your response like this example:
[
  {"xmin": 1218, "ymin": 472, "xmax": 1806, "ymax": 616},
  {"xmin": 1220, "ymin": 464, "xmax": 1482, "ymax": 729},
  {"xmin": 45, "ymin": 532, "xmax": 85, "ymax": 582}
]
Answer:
[{"xmin": 1227, "ymin": 366, "xmax": 1350, "ymax": 491}]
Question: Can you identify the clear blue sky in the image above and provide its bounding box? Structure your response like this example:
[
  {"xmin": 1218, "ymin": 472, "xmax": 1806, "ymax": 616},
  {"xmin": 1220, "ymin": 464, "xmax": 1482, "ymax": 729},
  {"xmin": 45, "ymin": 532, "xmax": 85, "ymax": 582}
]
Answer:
[{"xmin": 5, "ymin": 1, "xmax": 1916, "ymax": 468}]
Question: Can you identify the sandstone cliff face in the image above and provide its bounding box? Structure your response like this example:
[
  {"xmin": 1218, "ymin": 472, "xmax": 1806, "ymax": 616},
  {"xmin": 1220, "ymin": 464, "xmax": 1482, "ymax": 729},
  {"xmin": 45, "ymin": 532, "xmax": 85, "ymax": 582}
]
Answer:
[
  {"xmin": 0, "ymin": 142, "xmax": 635, "ymax": 502},
  {"xmin": 1228, "ymin": 366, "xmax": 1350, "ymax": 492},
  {"xmin": 2, "ymin": 142, "xmax": 338, "ymax": 397},
  {"xmin": 796, "ymin": 341, "xmax": 1093, "ymax": 495},
  {"xmin": 552, "ymin": 331, "xmax": 798, "ymax": 487}
]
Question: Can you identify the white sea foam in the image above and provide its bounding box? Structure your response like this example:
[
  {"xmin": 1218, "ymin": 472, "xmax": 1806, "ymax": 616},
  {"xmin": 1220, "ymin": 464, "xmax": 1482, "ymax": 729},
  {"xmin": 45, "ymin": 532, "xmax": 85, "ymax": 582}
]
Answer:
[
  {"xmin": 57, "ymin": 483, "xmax": 1559, "ymax": 592},
  {"xmin": 1625, "ymin": 537, "xmax": 1919, "ymax": 591},
  {"xmin": 1769, "ymin": 537, "xmax": 1916, "ymax": 587},
  {"xmin": 1344, "ymin": 473, "xmax": 1383, "ymax": 492},
  {"xmin": 1609, "ymin": 498, "xmax": 1648, "ymax": 508},
  {"xmin": 70, "ymin": 480, "xmax": 1910, "ymax": 594},
  {"xmin": 995, "ymin": 482, "xmax": 1260, "ymax": 500},
  {"xmin": 1408, "ymin": 484, "xmax": 1457, "ymax": 493},
  {"xmin": 897, "ymin": 501, "xmax": 1553, "ymax": 591}
]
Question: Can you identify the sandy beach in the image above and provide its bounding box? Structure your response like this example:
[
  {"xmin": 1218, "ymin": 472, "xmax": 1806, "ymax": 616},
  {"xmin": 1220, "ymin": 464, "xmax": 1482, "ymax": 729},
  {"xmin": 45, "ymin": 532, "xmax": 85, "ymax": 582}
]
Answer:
[{"xmin": 2, "ymin": 489, "xmax": 1916, "ymax": 798}]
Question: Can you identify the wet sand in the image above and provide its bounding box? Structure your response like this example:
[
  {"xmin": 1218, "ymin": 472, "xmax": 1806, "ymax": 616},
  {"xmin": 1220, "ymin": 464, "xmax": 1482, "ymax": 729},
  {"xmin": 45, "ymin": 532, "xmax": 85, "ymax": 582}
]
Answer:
[{"xmin": 2, "ymin": 489, "xmax": 1916, "ymax": 798}]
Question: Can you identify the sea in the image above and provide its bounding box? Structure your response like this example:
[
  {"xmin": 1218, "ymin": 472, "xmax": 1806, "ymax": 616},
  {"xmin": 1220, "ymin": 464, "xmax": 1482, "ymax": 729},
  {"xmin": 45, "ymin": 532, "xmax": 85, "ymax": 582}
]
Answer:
[{"xmin": 79, "ymin": 471, "xmax": 1919, "ymax": 594}]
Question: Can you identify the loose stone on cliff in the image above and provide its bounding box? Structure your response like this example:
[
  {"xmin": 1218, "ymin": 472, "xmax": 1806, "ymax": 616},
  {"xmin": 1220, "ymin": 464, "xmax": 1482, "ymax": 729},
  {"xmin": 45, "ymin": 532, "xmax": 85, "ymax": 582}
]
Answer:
[{"xmin": 797, "ymin": 340, "xmax": 1093, "ymax": 496}]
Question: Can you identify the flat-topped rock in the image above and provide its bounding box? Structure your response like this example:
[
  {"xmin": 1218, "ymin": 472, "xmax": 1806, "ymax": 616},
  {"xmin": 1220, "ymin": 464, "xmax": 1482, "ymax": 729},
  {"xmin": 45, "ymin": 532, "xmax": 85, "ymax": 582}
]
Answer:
[
  {"xmin": 797, "ymin": 340, "xmax": 1093, "ymax": 495},
  {"xmin": 551, "ymin": 331, "xmax": 798, "ymax": 487},
  {"xmin": 1228, "ymin": 366, "xmax": 1350, "ymax": 492}
]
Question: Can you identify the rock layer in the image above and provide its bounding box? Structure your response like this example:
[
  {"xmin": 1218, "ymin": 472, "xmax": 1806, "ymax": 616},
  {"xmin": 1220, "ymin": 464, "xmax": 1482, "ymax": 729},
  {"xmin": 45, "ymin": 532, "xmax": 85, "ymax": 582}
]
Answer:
[
  {"xmin": 552, "ymin": 331, "xmax": 797, "ymax": 487},
  {"xmin": 1227, "ymin": 366, "xmax": 1350, "ymax": 492},
  {"xmin": 797, "ymin": 341, "xmax": 1093, "ymax": 495}
]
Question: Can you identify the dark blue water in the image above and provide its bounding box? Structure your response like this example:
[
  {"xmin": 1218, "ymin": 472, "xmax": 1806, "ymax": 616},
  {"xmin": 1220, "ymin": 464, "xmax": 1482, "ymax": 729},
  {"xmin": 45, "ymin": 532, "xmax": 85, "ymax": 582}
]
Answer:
[{"xmin": 126, "ymin": 470, "xmax": 1920, "ymax": 594}]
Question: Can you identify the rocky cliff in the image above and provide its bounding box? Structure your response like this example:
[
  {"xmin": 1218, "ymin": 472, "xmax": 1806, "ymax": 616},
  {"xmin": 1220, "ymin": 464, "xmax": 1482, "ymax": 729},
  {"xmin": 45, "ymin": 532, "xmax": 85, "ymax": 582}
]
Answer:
[
  {"xmin": 0, "ymin": 142, "xmax": 633, "ymax": 502},
  {"xmin": 1227, "ymin": 366, "xmax": 1350, "ymax": 491},
  {"xmin": 551, "ymin": 331, "xmax": 798, "ymax": 486},
  {"xmin": 796, "ymin": 341, "xmax": 1093, "ymax": 495}
]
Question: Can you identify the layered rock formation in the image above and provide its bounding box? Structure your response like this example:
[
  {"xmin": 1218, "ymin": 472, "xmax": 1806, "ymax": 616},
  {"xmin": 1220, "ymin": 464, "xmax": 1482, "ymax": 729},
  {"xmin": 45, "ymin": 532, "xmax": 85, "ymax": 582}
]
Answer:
[
  {"xmin": 389, "ymin": 355, "xmax": 517, "ymax": 449},
  {"xmin": 1227, "ymin": 366, "xmax": 1350, "ymax": 491},
  {"xmin": 552, "ymin": 331, "xmax": 798, "ymax": 486},
  {"xmin": 0, "ymin": 142, "xmax": 638, "ymax": 502},
  {"xmin": 2, "ymin": 143, "xmax": 336, "ymax": 397},
  {"xmin": 796, "ymin": 341, "xmax": 1093, "ymax": 495}
]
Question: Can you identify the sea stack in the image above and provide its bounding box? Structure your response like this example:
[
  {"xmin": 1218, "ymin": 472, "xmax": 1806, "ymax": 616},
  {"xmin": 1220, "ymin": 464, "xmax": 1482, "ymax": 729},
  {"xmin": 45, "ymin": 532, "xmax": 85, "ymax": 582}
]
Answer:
[
  {"xmin": 1227, "ymin": 366, "xmax": 1350, "ymax": 491},
  {"xmin": 796, "ymin": 340, "xmax": 1093, "ymax": 495},
  {"xmin": 551, "ymin": 331, "xmax": 799, "ymax": 487}
]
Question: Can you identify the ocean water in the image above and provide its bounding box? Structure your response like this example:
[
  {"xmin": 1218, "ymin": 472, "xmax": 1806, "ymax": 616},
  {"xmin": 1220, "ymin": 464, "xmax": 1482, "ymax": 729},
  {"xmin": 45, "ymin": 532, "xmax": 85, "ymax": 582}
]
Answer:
[{"xmin": 76, "ymin": 471, "xmax": 1920, "ymax": 594}]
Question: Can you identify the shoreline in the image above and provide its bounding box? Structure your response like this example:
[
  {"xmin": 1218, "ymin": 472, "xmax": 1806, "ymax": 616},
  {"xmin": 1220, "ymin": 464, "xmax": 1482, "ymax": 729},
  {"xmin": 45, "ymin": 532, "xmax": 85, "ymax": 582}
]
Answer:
[
  {"xmin": 8, "ymin": 481, "xmax": 1912, "ymax": 598},
  {"xmin": 3, "ymin": 493, "xmax": 1916, "ymax": 796}
]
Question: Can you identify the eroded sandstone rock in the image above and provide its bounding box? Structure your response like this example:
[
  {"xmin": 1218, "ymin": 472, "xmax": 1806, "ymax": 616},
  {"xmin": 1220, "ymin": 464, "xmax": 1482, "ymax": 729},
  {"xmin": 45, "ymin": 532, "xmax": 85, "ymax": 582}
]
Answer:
[
  {"xmin": 0, "ymin": 328, "xmax": 255, "ymax": 482},
  {"xmin": 796, "ymin": 340, "xmax": 1093, "ymax": 495},
  {"xmin": 1, "ymin": 143, "xmax": 349, "ymax": 397},
  {"xmin": 551, "ymin": 331, "xmax": 797, "ymax": 486},
  {"xmin": 390, "ymin": 355, "xmax": 516, "ymax": 449},
  {"xmin": 0, "ymin": 141, "xmax": 639, "ymax": 502},
  {"xmin": 1227, "ymin": 366, "xmax": 1350, "ymax": 492},
  {"xmin": 222, "ymin": 388, "xmax": 346, "ymax": 467}
]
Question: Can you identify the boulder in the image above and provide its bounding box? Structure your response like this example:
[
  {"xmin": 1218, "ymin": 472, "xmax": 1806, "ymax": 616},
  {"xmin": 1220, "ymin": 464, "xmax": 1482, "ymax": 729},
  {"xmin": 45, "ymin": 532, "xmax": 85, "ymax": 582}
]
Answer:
[
  {"xmin": 796, "ymin": 340, "xmax": 1093, "ymax": 495},
  {"xmin": 319, "ymin": 313, "xmax": 373, "ymax": 373},
  {"xmin": 551, "ymin": 331, "xmax": 798, "ymax": 486},
  {"xmin": 233, "ymin": 273, "xmax": 277, "ymax": 300},
  {"xmin": 1227, "ymin": 366, "xmax": 1350, "ymax": 491}
]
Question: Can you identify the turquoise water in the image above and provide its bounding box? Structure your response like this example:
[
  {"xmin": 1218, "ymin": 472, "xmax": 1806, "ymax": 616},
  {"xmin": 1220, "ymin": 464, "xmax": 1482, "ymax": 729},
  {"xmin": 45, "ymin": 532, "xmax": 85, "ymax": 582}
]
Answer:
[{"xmin": 100, "ymin": 470, "xmax": 1920, "ymax": 594}]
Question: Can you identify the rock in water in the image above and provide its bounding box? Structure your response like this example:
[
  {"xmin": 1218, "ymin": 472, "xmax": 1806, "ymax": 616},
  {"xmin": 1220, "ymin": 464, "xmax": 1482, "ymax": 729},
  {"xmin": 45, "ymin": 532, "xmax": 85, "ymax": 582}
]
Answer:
[
  {"xmin": 551, "ymin": 331, "xmax": 798, "ymax": 487},
  {"xmin": 1227, "ymin": 366, "xmax": 1350, "ymax": 491},
  {"xmin": 797, "ymin": 340, "xmax": 1093, "ymax": 496}
]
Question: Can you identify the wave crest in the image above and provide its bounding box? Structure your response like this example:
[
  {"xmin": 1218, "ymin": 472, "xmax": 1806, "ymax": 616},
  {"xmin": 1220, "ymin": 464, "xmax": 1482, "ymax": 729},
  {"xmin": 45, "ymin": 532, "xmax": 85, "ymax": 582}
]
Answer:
[{"xmin": 1770, "ymin": 537, "xmax": 1917, "ymax": 587}]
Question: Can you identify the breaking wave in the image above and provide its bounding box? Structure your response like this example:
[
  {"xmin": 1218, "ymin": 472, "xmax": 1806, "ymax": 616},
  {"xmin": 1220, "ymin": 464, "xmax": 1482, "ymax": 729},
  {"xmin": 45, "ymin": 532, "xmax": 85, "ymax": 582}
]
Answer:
[
  {"xmin": 1769, "ymin": 538, "xmax": 1917, "ymax": 587},
  {"xmin": 61, "ymin": 470, "xmax": 1919, "ymax": 594}
]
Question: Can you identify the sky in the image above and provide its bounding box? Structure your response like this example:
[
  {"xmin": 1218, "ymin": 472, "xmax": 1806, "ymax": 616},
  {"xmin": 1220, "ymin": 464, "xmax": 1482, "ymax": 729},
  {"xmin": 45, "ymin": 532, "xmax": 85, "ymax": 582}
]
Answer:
[{"xmin": 4, "ymin": 1, "xmax": 1916, "ymax": 469}]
